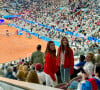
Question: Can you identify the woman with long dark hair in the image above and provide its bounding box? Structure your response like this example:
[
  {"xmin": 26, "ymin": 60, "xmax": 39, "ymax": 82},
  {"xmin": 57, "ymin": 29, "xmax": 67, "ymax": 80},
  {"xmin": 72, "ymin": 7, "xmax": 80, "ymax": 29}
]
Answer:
[
  {"xmin": 44, "ymin": 41, "xmax": 58, "ymax": 86},
  {"xmin": 57, "ymin": 37, "xmax": 74, "ymax": 83}
]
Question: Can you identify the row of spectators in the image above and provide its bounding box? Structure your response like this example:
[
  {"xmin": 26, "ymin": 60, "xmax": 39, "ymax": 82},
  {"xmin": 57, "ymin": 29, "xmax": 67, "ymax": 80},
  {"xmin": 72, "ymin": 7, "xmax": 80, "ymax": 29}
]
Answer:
[
  {"xmin": 10, "ymin": 16, "xmax": 99, "ymax": 55},
  {"xmin": 5, "ymin": 0, "xmax": 99, "ymax": 53},
  {"xmin": 0, "ymin": 0, "xmax": 100, "ymax": 89},
  {"xmin": 0, "ymin": 0, "xmax": 99, "ymax": 53},
  {"xmin": 1, "ymin": 0, "xmax": 99, "ymax": 39},
  {"xmin": 0, "ymin": 41, "xmax": 100, "ymax": 89}
]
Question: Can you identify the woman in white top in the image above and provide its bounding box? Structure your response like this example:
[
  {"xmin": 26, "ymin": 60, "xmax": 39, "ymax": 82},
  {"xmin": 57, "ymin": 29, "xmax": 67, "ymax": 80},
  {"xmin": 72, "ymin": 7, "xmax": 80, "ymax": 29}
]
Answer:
[
  {"xmin": 78, "ymin": 52, "xmax": 95, "ymax": 78},
  {"xmin": 83, "ymin": 52, "xmax": 95, "ymax": 78}
]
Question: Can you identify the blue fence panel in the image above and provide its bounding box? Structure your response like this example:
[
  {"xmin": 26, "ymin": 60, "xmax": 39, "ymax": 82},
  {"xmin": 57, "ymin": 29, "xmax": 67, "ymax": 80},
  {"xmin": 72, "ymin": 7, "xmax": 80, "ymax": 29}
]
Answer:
[
  {"xmin": 88, "ymin": 37, "xmax": 92, "ymax": 41},
  {"xmin": 10, "ymin": 19, "xmax": 100, "ymax": 43},
  {"xmin": 47, "ymin": 25, "xmax": 51, "ymax": 29},
  {"xmin": 98, "ymin": 39, "xmax": 100, "ymax": 42},
  {"xmin": 53, "ymin": 41, "xmax": 60, "ymax": 47},
  {"xmin": 56, "ymin": 28, "xmax": 63, "ymax": 32},
  {"xmin": 74, "ymin": 33, "xmax": 80, "ymax": 37},
  {"xmin": 65, "ymin": 31, "xmax": 74, "ymax": 35},
  {"xmin": 2, "ymin": 15, "xmax": 21, "ymax": 19},
  {"xmin": 40, "ymin": 36, "xmax": 51, "ymax": 41},
  {"xmin": 38, "ymin": 23, "xmax": 43, "ymax": 26},
  {"xmin": 18, "ymin": 32, "xmax": 23, "ymax": 35},
  {"xmin": 93, "ymin": 37, "xmax": 98, "ymax": 42},
  {"xmin": 0, "ymin": 19, "xmax": 4, "ymax": 24},
  {"xmin": 32, "ymin": 33, "xmax": 39, "ymax": 37}
]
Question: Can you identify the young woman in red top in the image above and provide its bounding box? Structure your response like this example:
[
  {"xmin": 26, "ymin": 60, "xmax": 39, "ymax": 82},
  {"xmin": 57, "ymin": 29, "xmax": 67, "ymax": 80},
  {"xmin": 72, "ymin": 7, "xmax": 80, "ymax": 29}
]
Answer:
[
  {"xmin": 44, "ymin": 41, "xmax": 58, "ymax": 86},
  {"xmin": 57, "ymin": 37, "xmax": 74, "ymax": 83}
]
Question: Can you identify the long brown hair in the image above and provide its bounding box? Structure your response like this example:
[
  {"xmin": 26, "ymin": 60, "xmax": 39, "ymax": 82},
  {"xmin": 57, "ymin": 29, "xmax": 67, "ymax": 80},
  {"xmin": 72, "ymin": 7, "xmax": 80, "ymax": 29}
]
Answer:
[
  {"xmin": 45, "ymin": 41, "xmax": 56, "ymax": 57},
  {"xmin": 26, "ymin": 70, "xmax": 40, "ymax": 84},
  {"xmin": 59, "ymin": 37, "xmax": 70, "ymax": 57},
  {"xmin": 17, "ymin": 70, "xmax": 25, "ymax": 81}
]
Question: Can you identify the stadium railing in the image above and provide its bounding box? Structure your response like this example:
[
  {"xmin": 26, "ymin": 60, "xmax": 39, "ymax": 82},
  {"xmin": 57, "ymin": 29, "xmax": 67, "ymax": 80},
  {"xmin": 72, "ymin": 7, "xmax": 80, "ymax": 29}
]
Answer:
[{"xmin": 0, "ymin": 77, "xmax": 61, "ymax": 90}]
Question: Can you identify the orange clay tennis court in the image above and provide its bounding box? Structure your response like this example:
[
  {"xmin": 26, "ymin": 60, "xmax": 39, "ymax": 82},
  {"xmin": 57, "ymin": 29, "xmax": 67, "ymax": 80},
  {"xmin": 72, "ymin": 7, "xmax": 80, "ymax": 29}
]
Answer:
[
  {"xmin": 0, "ymin": 23, "xmax": 48, "ymax": 63},
  {"xmin": 0, "ymin": 19, "xmax": 77, "ymax": 64}
]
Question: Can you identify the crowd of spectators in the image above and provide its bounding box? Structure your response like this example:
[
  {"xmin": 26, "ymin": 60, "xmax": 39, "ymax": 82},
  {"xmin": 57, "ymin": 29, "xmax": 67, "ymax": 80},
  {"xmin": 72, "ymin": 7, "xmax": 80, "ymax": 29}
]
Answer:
[
  {"xmin": 0, "ymin": 45, "xmax": 100, "ymax": 89},
  {"xmin": 0, "ymin": 0, "xmax": 100, "ymax": 89},
  {"xmin": 2, "ymin": 0, "xmax": 99, "ymax": 54}
]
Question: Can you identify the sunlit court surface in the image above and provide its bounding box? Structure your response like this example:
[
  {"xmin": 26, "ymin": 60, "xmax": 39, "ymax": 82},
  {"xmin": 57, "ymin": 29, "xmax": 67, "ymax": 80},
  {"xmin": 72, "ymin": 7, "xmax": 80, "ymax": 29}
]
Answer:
[{"xmin": 0, "ymin": 20, "xmax": 48, "ymax": 63}]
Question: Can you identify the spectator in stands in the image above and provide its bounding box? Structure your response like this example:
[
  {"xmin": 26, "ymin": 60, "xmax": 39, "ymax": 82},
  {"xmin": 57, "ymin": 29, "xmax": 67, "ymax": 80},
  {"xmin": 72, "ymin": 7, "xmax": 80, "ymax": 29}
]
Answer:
[
  {"xmin": 12, "ymin": 66, "xmax": 17, "ymax": 80},
  {"xmin": 3, "ymin": 65, "xmax": 8, "ymax": 77},
  {"xmin": 0, "ymin": 64, "xmax": 5, "ymax": 76},
  {"xmin": 75, "ymin": 55, "xmax": 86, "ymax": 67},
  {"xmin": 17, "ymin": 70, "xmax": 25, "ymax": 81},
  {"xmin": 95, "ymin": 48, "xmax": 100, "ymax": 64},
  {"xmin": 1, "ymin": 64, "xmax": 5, "ymax": 70},
  {"xmin": 18, "ymin": 65, "xmax": 23, "ymax": 70},
  {"xmin": 77, "ymin": 64, "xmax": 100, "ymax": 90},
  {"xmin": 6, "ymin": 67, "xmax": 16, "ymax": 79},
  {"xmin": 19, "ymin": 58, "xmax": 23, "ymax": 65},
  {"xmin": 23, "ymin": 65, "xmax": 29, "ymax": 79},
  {"xmin": 78, "ymin": 52, "xmax": 95, "ymax": 78},
  {"xmin": 16, "ymin": 65, "xmax": 25, "ymax": 81},
  {"xmin": 30, "ymin": 44, "xmax": 44, "ymax": 66},
  {"xmin": 44, "ymin": 41, "xmax": 58, "ymax": 87},
  {"xmin": 71, "ymin": 55, "xmax": 86, "ymax": 79},
  {"xmin": 34, "ymin": 63, "xmax": 46, "ymax": 85},
  {"xmin": 57, "ymin": 37, "xmax": 74, "ymax": 83},
  {"xmin": 21, "ymin": 59, "xmax": 25, "ymax": 64},
  {"xmin": 26, "ymin": 70, "xmax": 40, "ymax": 84}
]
